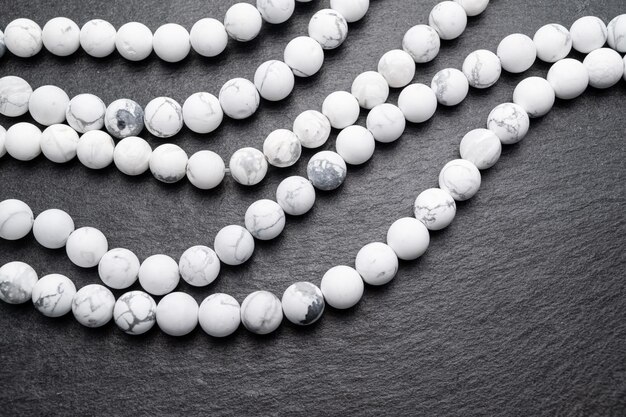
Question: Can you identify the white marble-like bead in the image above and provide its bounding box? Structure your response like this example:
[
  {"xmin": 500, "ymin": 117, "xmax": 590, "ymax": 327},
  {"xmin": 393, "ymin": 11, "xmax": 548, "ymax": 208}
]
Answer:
[
  {"xmin": 547, "ymin": 59, "xmax": 589, "ymax": 100},
  {"xmin": 431, "ymin": 68, "xmax": 469, "ymax": 106},
  {"xmin": 438, "ymin": 159, "xmax": 481, "ymax": 201},
  {"xmin": 152, "ymin": 23, "xmax": 190, "ymax": 63},
  {"xmin": 282, "ymin": 282, "xmax": 325, "ymax": 325},
  {"xmin": 72, "ymin": 284, "xmax": 115, "ymax": 327},
  {"xmin": 66, "ymin": 94, "xmax": 106, "ymax": 133},
  {"xmin": 293, "ymin": 110, "xmax": 331, "ymax": 148},
  {"xmin": 366, "ymin": 103, "xmax": 406, "ymax": 143},
  {"xmin": 5, "ymin": 122, "xmax": 41, "ymax": 161},
  {"xmin": 322, "ymin": 91, "xmax": 360, "ymax": 129},
  {"xmin": 144, "ymin": 97, "xmax": 183, "ymax": 138},
  {"xmin": 113, "ymin": 291, "xmax": 156, "ymax": 335},
  {"xmin": 307, "ymin": 150, "xmax": 347, "ymax": 191},
  {"xmin": 462, "ymin": 49, "xmax": 501, "ymax": 89},
  {"xmin": 570, "ymin": 16, "xmax": 607, "ymax": 53},
  {"xmin": 245, "ymin": 199, "xmax": 286, "ymax": 240},
  {"xmin": 533, "ymin": 24, "xmax": 572, "ymax": 63},
  {"xmin": 487, "ymin": 103, "xmax": 530, "ymax": 145},
  {"xmin": 182, "ymin": 92, "xmax": 223, "ymax": 134},
  {"xmin": 0, "ymin": 199, "xmax": 34, "ymax": 241},
  {"xmin": 28, "ymin": 85, "xmax": 69, "ymax": 126},
  {"xmin": 77, "ymin": 130, "xmax": 115, "ymax": 169},
  {"xmin": 513, "ymin": 77, "xmax": 555, "ymax": 118},
  {"xmin": 263, "ymin": 129, "xmax": 301, "ymax": 168},
  {"xmin": 98, "ymin": 248, "xmax": 140, "ymax": 289},
  {"xmin": 284, "ymin": 36, "xmax": 324, "ymax": 77},
  {"xmin": 219, "ymin": 78, "xmax": 260, "ymax": 120},
  {"xmin": 156, "ymin": 292, "xmax": 198, "ymax": 336},
  {"xmin": 138, "ymin": 254, "xmax": 180, "ymax": 296},
  {"xmin": 224, "ymin": 3, "xmax": 263, "ymax": 42},
  {"xmin": 179, "ymin": 245, "xmax": 220, "ymax": 287},
  {"xmin": 254, "ymin": 60, "xmax": 295, "ymax": 101},
  {"xmin": 398, "ymin": 83, "xmax": 438, "ymax": 123},
  {"xmin": 0, "ymin": 76, "xmax": 32, "ymax": 117},
  {"xmin": 320, "ymin": 265, "xmax": 363, "ymax": 309},
  {"xmin": 149, "ymin": 144, "xmax": 188, "ymax": 183},
  {"xmin": 190, "ymin": 18, "xmax": 228, "ymax": 57},
  {"xmin": 414, "ymin": 188, "xmax": 456, "ymax": 231},
  {"xmin": 0, "ymin": 261, "xmax": 37, "ymax": 304},
  {"xmin": 387, "ymin": 217, "xmax": 430, "ymax": 261},
  {"xmin": 33, "ymin": 209, "xmax": 74, "ymax": 249},
  {"xmin": 459, "ymin": 128, "xmax": 501, "ymax": 170},
  {"xmin": 583, "ymin": 48, "xmax": 624, "ymax": 89},
  {"xmin": 330, "ymin": 0, "xmax": 369, "ymax": 23},
  {"xmin": 453, "ymin": 0, "xmax": 489, "ymax": 16},
  {"xmin": 0, "ymin": 125, "xmax": 4, "ymax": 158},
  {"xmin": 229, "ymin": 147, "xmax": 268, "ymax": 186},
  {"xmin": 105, "ymin": 98, "xmax": 144, "ymax": 139},
  {"xmin": 377, "ymin": 49, "xmax": 415, "ymax": 89},
  {"xmin": 66, "ymin": 227, "xmax": 108, "ymax": 268},
  {"xmin": 199, "ymin": 293, "xmax": 241, "ymax": 337},
  {"xmin": 402, "ymin": 24, "xmax": 440, "ymax": 64},
  {"xmin": 257, "ymin": 0, "xmax": 295, "ymax": 24},
  {"xmin": 276, "ymin": 176, "xmax": 316, "ymax": 216},
  {"xmin": 113, "ymin": 136, "xmax": 152, "ymax": 176},
  {"xmin": 241, "ymin": 291, "xmax": 283, "ymax": 334},
  {"xmin": 80, "ymin": 19, "xmax": 116, "ymax": 58},
  {"xmin": 186, "ymin": 150, "xmax": 225, "ymax": 189},
  {"xmin": 115, "ymin": 22, "xmax": 153, "ymax": 61},
  {"xmin": 4, "ymin": 18, "xmax": 42, "ymax": 58},
  {"xmin": 351, "ymin": 71, "xmax": 389, "ymax": 110},
  {"xmin": 497, "ymin": 34, "xmax": 536, "ymax": 73},
  {"xmin": 336, "ymin": 125, "xmax": 375, "ymax": 165},
  {"xmin": 607, "ymin": 14, "xmax": 626, "ymax": 53},
  {"xmin": 355, "ymin": 242, "xmax": 398, "ymax": 286},
  {"xmin": 308, "ymin": 9, "xmax": 348, "ymax": 50},
  {"xmin": 32, "ymin": 274, "xmax": 76, "ymax": 317},
  {"xmin": 40, "ymin": 124, "xmax": 79, "ymax": 163},
  {"xmin": 214, "ymin": 225, "xmax": 255, "ymax": 265},
  {"xmin": 42, "ymin": 17, "xmax": 80, "ymax": 56},
  {"xmin": 429, "ymin": 1, "xmax": 467, "ymax": 41}
]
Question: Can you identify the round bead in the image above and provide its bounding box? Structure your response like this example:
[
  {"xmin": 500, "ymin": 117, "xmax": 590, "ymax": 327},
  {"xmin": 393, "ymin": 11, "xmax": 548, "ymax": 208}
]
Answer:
[
  {"xmin": 398, "ymin": 83, "xmax": 438, "ymax": 123},
  {"xmin": 80, "ymin": 19, "xmax": 116, "ymax": 58},
  {"xmin": 547, "ymin": 59, "xmax": 589, "ymax": 100},
  {"xmin": 462, "ymin": 49, "xmax": 501, "ymax": 89},
  {"xmin": 257, "ymin": 0, "xmax": 295, "ymax": 24},
  {"xmin": 387, "ymin": 217, "xmax": 430, "ymax": 261},
  {"xmin": 28, "ymin": 85, "xmax": 69, "ymax": 126},
  {"xmin": 276, "ymin": 176, "xmax": 316, "ymax": 216},
  {"xmin": 431, "ymin": 68, "xmax": 469, "ymax": 106},
  {"xmin": 533, "ymin": 24, "xmax": 572, "ymax": 63},
  {"xmin": 307, "ymin": 151, "xmax": 347, "ymax": 191},
  {"xmin": 32, "ymin": 208, "xmax": 73, "ymax": 249},
  {"xmin": 224, "ymin": 3, "xmax": 263, "ymax": 42},
  {"xmin": 66, "ymin": 227, "xmax": 108, "ymax": 268},
  {"xmin": 198, "ymin": 293, "xmax": 241, "ymax": 337},
  {"xmin": 115, "ymin": 22, "xmax": 153, "ymax": 61},
  {"xmin": 156, "ymin": 292, "xmax": 198, "ymax": 336},
  {"xmin": 320, "ymin": 265, "xmax": 364, "ymax": 309},
  {"xmin": 429, "ymin": 1, "xmax": 467, "ymax": 40},
  {"xmin": 414, "ymin": 188, "xmax": 456, "ymax": 231},
  {"xmin": 5, "ymin": 122, "xmax": 41, "ymax": 161},
  {"xmin": 152, "ymin": 23, "xmax": 190, "ymax": 63},
  {"xmin": 32, "ymin": 274, "xmax": 76, "ymax": 317},
  {"xmin": 487, "ymin": 103, "xmax": 530, "ymax": 145},
  {"xmin": 241, "ymin": 291, "xmax": 283, "ymax": 334},
  {"xmin": 77, "ymin": 130, "xmax": 115, "ymax": 169},
  {"xmin": 98, "ymin": 248, "xmax": 140, "ymax": 289},
  {"xmin": 377, "ymin": 49, "xmax": 416, "ymax": 88},
  {"xmin": 513, "ymin": 77, "xmax": 555, "ymax": 118},
  {"xmin": 138, "ymin": 254, "xmax": 180, "ymax": 296},
  {"xmin": 570, "ymin": 16, "xmax": 607, "ymax": 53},
  {"xmin": 179, "ymin": 245, "xmax": 220, "ymax": 287},
  {"xmin": 335, "ymin": 125, "xmax": 375, "ymax": 165},
  {"xmin": 104, "ymin": 98, "xmax": 144, "ymax": 139},
  {"xmin": 293, "ymin": 110, "xmax": 331, "ymax": 148},
  {"xmin": 42, "ymin": 17, "xmax": 80, "ymax": 56},
  {"xmin": 351, "ymin": 71, "xmax": 389, "ymax": 109},
  {"xmin": 0, "ymin": 261, "xmax": 38, "ymax": 304},
  {"xmin": 40, "ymin": 124, "xmax": 79, "ymax": 163},
  {"xmin": 186, "ymin": 150, "xmax": 225, "ymax": 189},
  {"xmin": 66, "ymin": 94, "xmax": 106, "ymax": 133},
  {"xmin": 497, "ymin": 34, "xmax": 537, "ymax": 73},
  {"xmin": 284, "ymin": 36, "xmax": 324, "ymax": 77},
  {"xmin": 402, "ymin": 24, "xmax": 441, "ymax": 64},
  {"xmin": 219, "ymin": 78, "xmax": 260, "ymax": 120},
  {"xmin": 583, "ymin": 48, "xmax": 624, "ymax": 89},
  {"xmin": 308, "ymin": 9, "xmax": 348, "ymax": 49},
  {"xmin": 355, "ymin": 242, "xmax": 398, "ymax": 286},
  {"xmin": 0, "ymin": 76, "xmax": 32, "ymax": 117},
  {"xmin": 254, "ymin": 60, "xmax": 295, "ymax": 101},
  {"xmin": 214, "ymin": 225, "xmax": 255, "ymax": 265},
  {"xmin": 229, "ymin": 147, "xmax": 268, "ymax": 186},
  {"xmin": 149, "ymin": 144, "xmax": 188, "ymax": 183},
  {"xmin": 321, "ymin": 91, "xmax": 360, "ymax": 129},
  {"xmin": 113, "ymin": 291, "xmax": 156, "ymax": 335},
  {"xmin": 453, "ymin": 0, "xmax": 489, "ymax": 16},
  {"xmin": 366, "ymin": 103, "xmax": 406, "ymax": 143},
  {"xmin": 190, "ymin": 18, "xmax": 228, "ymax": 57},
  {"xmin": 438, "ymin": 159, "xmax": 481, "ymax": 201},
  {"xmin": 263, "ymin": 129, "xmax": 301, "ymax": 168},
  {"xmin": 113, "ymin": 136, "xmax": 152, "ymax": 176},
  {"xmin": 608, "ymin": 15, "xmax": 626, "ymax": 52},
  {"xmin": 72, "ymin": 284, "xmax": 115, "ymax": 328},
  {"xmin": 182, "ymin": 92, "xmax": 223, "ymax": 134},
  {"xmin": 330, "ymin": 0, "xmax": 369, "ymax": 23},
  {"xmin": 244, "ymin": 199, "xmax": 286, "ymax": 240},
  {"xmin": 282, "ymin": 282, "xmax": 325, "ymax": 325},
  {"xmin": 144, "ymin": 97, "xmax": 183, "ymax": 138},
  {"xmin": 0, "ymin": 199, "xmax": 33, "ymax": 241},
  {"xmin": 4, "ymin": 18, "xmax": 42, "ymax": 57},
  {"xmin": 459, "ymin": 128, "xmax": 501, "ymax": 170}
]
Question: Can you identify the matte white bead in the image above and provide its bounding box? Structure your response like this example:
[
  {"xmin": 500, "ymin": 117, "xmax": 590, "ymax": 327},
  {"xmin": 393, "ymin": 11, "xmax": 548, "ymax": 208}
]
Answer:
[
  {"xmin": 284, "ymin": 36, "xmax": 324, "ymax": 77},
  {"xmin": 72, "ymin": 284, "xmax": 115, "ymax": 327},
  {"xmin": 607, "ymin": 14, "xmax": 626, "ymax": 53},
  {"xmin": 114, "ymin": 291, "xmax": 156, "ymax": 335},
  {"xmin": 459, "ymin": 128, "xmax": 501, "ymax": 170},
  {"xmin": 219, "ymin": 78, "xmax": 260, "ymax": 120},
  {"xmin": 156, "ymin": 292, "xmax": 198, "ymax": 336},
  {"xmin": 497, "ymin": 34, "xmax": 536, "ymax": 73},
  {"xmin": 224, "ymin": 3, "xmax": 263, "ymax": 42},
  {"xmin": 77, "ymin": 130, "xmax": 115, "ymax": 169},
  {"xmin": 229, "ymin": 147, "xmax": 268, "ymax": 185},
  {"xmin": 152, "ymin": 23, "xmax": 190, "ymax": 63},
  {"xmin": 186, "ymin": 150, "xmax": 225, "ymax": 189},
  {"xmin": 547, "ymin": 59, "xmax": 589, "ymax": 100},
  {"xmin": 276, "ymin": 176, "xmax": 316, "ymax": 216},
  {"xmin": 138, "ymin": 254, "xmax": 180, "ymax": 296},
  {"xmin": 462, "ymin": 49, "xmax": 501, "ymax": 89},
  {"xmin": 320, "ymin": 265, "xmax": 364, "ymax": 309},
  {"xmin": 487, "ymin": 103, "xmax": 530, "ymax": 145},
  {"xmin": 398, "ymin": 83, "xmax": 438, "ymax": 123},
  {"xmin": 429, "ymin": 1, "xmax": 467, "ymax": 40},
  {"xmin": 453, "ymin": 0, "xmax": 489, "ymax": 16},
  {"xmin": 199, "ymin": 293, "xmax": 241, "ymax": 337},
  {"xmin": 570, "ymin": 16, "xmax": 607, "ymax": 53},
  {"xmin": 113, "ymin": 136, "xmax": 152, "ymax": 176},
  {"xmin": 257, "ymin": 0, "xmax": 295, "ymax": 24},
  {"xmin": 115, "ymin": 22, "xmax": 153, "ymax": 61},
  {"xmin": 42, "ymin": 17, "xmax": 80, "ymax": 56},
  {"xmin": 149, "ymin": 143, "xmax": 188, "ymax": 183},
  {"xmin": 355, "ymin": 242, "xmax": 398, "ymax": 286},
  {"xmin": 336, "ymin": 125, "xmax": 375, "ymax": 165},
  {"xmin": 263, "ymin": 129, "xmax": 301, "ymax": 167},
  {"xmin": 40, "ymin": 124, "xmax": 79, "ymax": 163},
  {"xmin": 179, "ymin": 245, "xmax": 220, "ymax": 287},
  {"xmin": 293, "ymin": 110, "xmax": 331, "ymax": 148},
  {"xmin": 182, "ymin": 92, "xmax": 223, "ymax": 134},
  {"xmin": 322, "ymin": 91, "xmax": 360, "ymax": 129},
  {"xmin": 0, "ymin": 199, "xmax": 33, "ymax": 240},
  {"xmin": 254, "ymin": 60, "xmax": 295, "ymax": 101},
  {"xmin": 330, "ymin": 0, "xmax": 369, "ymax": 23},
  {"xmin": 4, "ymin": 18, "xmax": 42, "ymax": 57},
  {"xmin": 66, "ymin": 94, "xmax": 106, "ymax": 133},
  {"xmin": 282, "ymin": 282, "xmax": 325, "ymax": 325},
  {"xmin": 439, "ymin": 159, "xmax": 481, "ymax": 201},
  {"xmin": 513, "ymin": 77, "xmax": 555, "ymax": 118},
  {"xmin": 144, "ymin": 97, "xmax": 183, "ymax": 138},
  {"xmin": 402, "ymin": 24, "xmax": 440, "ymax": 64},
  {"xmin": 414, "ymin": 188, "xmax": 456, "ymax": 231},
  {"xmin": 5, "ymin": 122, "xmax": 41, "ymax": 161},
  {"xmin": 533, "ymin": 24, "xmax": 572, "ymax": 63},
  {"xmin": 66, "ymin": 227, "xmax": 108, "ymax": 268},
  {"xmin": 241, "ymin": 291, "xmax": 283, "ymax": 334},
  {"xmin": 351, "ymin": 71, "xmax": 389, "ymax": 109},
  {"xmin": 583, "ymin": 48, "xmax": 624, "ymax": 89},
  {"xmin": 33, "ymin": 208, "xmax": 74, "ymax": 249},
  {"xmin": 431, "ymin": 68, "xmax": 469, "ymax": 106},
  {"xmin": 0, "ymin": 125, "xmax": 4, "ymax": 158},
  {"xmin": 104, "ymin": 98, "xmax": 144, "ymax": 139},
  {"xmin": 307, "ymin": 151, "xmax": 347, "ymax": 191},
  {"xmin": 214, "ymin": 225, "xmax": 255, "ymax": 265},
  {"xmin": 28, "ymin": 85, "xmax": 69, "ymax": 126},
  {"xmin": 387, "ymin": 217, "xmax": 430, "ymax": 260},
  {"xmin": 0, "ymin": 261, "xmax": 37, "ymax": 304},
  {"xmin": 80, "ymin": 19, "xmax": 116, "ymax": 58},
  {"xmin": 308, "ymin": 9, "xmax": 348, "ymax": 50},
  {"xmin": 245, "ymin": 199, "xmax": 286, "ymax": 240},
  {"xmin": 377, "ymin": 49, "xmax": 416, "ymax": 88},
  {"xmin": 0, "ymin": 76, "xmax": 32, "ymax": 117},
  {"xmin": 190, "ymin": 18, "xmax": 228, "ymax": 57},
  {"xmin": 366, "ymin": 103, "xmax": 406, "ymax": 143},
  {"xmin": 32, "ymin": 274, "xmax": 76, "ymax": 317},
  {"xmin": 98, "ymin": 248, "xmax": 140, "ymax": 289}
]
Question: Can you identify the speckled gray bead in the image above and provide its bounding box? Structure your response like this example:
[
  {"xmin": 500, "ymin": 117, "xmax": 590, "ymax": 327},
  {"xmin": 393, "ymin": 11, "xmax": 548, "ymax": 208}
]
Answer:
[
  {"xmin": 113, "ymin": 291, "xmax": 157, "ymax": 335},
  {"xmin": 104, "ymin": 98, "xmax": 144, "ymax": 139},
  {"xmin": 0, "ymin": 261, "xmax": 38, "ymax": 304},
  {"xmin": 0, "ymin": 76, "xmax": 32, "ymax": 117},
  {"xmin": 241, "ymin": 290, "xmax": 283, "ymax": 335},
  {"xmin": 144, "ymin": 97, "xmax": 183, "ymax": 138},
  {"xmin": 282, "ymin": 282, "xmax": 325, "ymax": 325},
  {"xmin": 229, "ymin": 147, "xmax": 268, "ymax": 186},
  {"xmin": 307, "ymin": 151, "xmax": 347, "ymax": 191}
]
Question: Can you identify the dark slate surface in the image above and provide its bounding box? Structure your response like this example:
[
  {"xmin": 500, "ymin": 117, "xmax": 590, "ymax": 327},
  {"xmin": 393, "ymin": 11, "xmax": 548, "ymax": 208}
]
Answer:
[{"xmin": 1, "ymin": 0, "xmax": 625, "ymax": 415}]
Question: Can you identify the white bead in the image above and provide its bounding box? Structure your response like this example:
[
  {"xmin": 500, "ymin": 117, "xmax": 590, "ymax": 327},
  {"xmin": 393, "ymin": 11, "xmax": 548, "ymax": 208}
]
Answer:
[
  {"xmin": 98, "ymin": 248, "xmax": 140, "ymax": 289},
  {"xmin": 77, "ymin": 130, "xmax": 115, "ymax": 169},
  {"xmin": 402, "ymin": 24, "xmax": 440, "ymax": 64},
  {"xmin": 284, "ymin": 36, "xmax": 324, "ymax": 77},
  {"xmin": 607, "ymin": 14, "xmax": 626, "ymax": 53},
  {"xmin": 0, "ymin": 125, "xmax": 4, "ymax": 158},
  {"xmin": 414, "ymin": 188, "xmax": 456, "ymax": 231},
  {"xmin": 453, "ymin": 0, "xmax": 489, "ymax": 16},
  {"xmin": 149, "ymin": 143, "xmax": 188, "ymax": 183},
  {"xmin": 66, "ymin": 94, "xmax": 106, "ymax": 133},
  {"xmin": 190, "ymin": 18, "xmax": 228, "ymax": 57},
  {"xmin": 198, "ymin": 293, "xmax": 241, "ymax": 337},
  {"xmin": 0, "ymin": 199, "xmax": 33, "ymax": 240},
  {"xmin": 398, "ymin": 83, "xmax": 438, "ymax": 123},
  {"xmin": 487, "ymin": 103, "xmax": 530, "ymax": 145},
  {"xmin": 366, "ymin": 103, "xmax": 406, "ymax": 143},
  {"xmin": 429, "ymin": 1, "xmax": 467, "ymax": 40},
  {"xmin": 245, "ymin": 199, "xmax": 286, "ymax": 240},
  {"xmin": 144, "ymin": 97, "xmax": 183, "ymax": 138},
  {"xmin": 66, "ymin": 227, "xmax": 108, "ymax": 268},
  {"xmin": 308, "ymin": 9, "xmax": 348, "ymax": 49},
  {"xmin": 533, "ymin": 24, "xmax": 572, "ymax": 63},
  {"xmin": 115, "ymin": 22, "xmax": 152, "ymax": 61},
  {"xmin": 322, "ymin": 91, "xmax": 360, "ymax": 129},
  {"xmin": 4, "ymin": 18, "xmax": 42, "ymax": 57},
  {"xmin": 431, "ymin": 68, "xmax": 469, "ymax": 106},
  {"xmin": 497, "ymin": 34, "xmax": 536, "ymax": 73},
  {"xmin": 229, "ymin": 147, "xmax": 268, "ymax": 185},
  {"xmin": 462, "ymin": 49, "xmax": 501, "ymax": 89},
  {"xmin": 241, "ymin": 291, "xmax": 283, "ymax": 334},
  {"xmin": 219, "ymin": 78, "xmax": 260, "ymax": 120},
  {"xmin": 330, "ymin": 0, "xmax": 369, "ymax": 23},
  {"xmin": 33, "ymin": 208, "xmax": 74, "ymax": 249},
  {"xmin": 257, "ymin": 0, "xmax": 295, "ymax": 24},
  {"xmin": 377, "ymin": 49, "xmax": 415, "ymax": 88},
  {"xmin": 156, "ymin": 292, "xmax": 198, "ymax": 336},
  {"xmin": 513, "ymin": 77, "xmax": 555, "ymax": 118},
  {"xmin": 224, "ymin": 3, "xmax": 263, "ymax": 42},
  {"xmin": 28, "ymin": 85, "xmax": 69, "ymax": 126},
  {"xmin": 438, "ymin": 159, "xmax": 481, "ymax": 201},
  {"xmin": 307, "ymin": 150, "xmax": 347, "ymax": 191},
  {"xmin": 113, "ymin": 136, "xmax": 152, "ymax": 176},
  {"xmin": 0, "ymin": 261, "xmax": 37, "ymax": 304},
  {"xmin": 547, "ymin": 59, "xmax": 589, "ymax": 100},
  {"xmin": 72, "ymin": 284, "xmax": 115, "ymax": 327},
  {"xmin": 40, "ymin": 124, "xmax": 79, "ymax": 163},
  {"xmin": 570, "ymin": 16, "xmax": 607, "ymax": 53},
  {"xmin": 293, "ymin": 110, "xmax": 330, "ymax": 148},
  {"xmin": 80, "ymin": 19, "xmax": 116, "ymax": 58},
  {"xmin": 263, "ymin": 129, "xmax": 301, "ymax": 168},
  {"xmin": 152, "ymin": 23, "xmax": 190, "ymax": 63},
  {"xmin": 0, "ymin": 76, "xmax": 32, "ymax": 117},
  {"xmin": 113, "ymin": 291, "xmax": 156, "ymax": 335},
  {"xmin": 351, "ymin": 71, "xmax": 389, "ymax": 109},
  {"xmin": 254, "ymin": 60, "xmax": 295, "ymax": 101},
  {"xmin": 459, "ymin": 128, "xmax": 501, "ymax": 170},
  {"xmin": 42, "ymin": 17, "xmax": 80, "ymax": 56},
  {"xmin": 583, "ymin": 48, "xmax": 624, "ymax": 89},
  {"xmin": 182, "ymin": 92, "xmax": 223, "ymax": 134},
  {"xmin": 335, "ymin": 125, "xmax": 375, "ymax": 165},
  {"xmin": 320, "ymin": 265, "xmax": 364, "ymax": 309},
  {"xmin": 276, "ymin": 176, "xmax": 316, "ymax": 216},
  {"xmin": 104, "ymin": 98, "xmax": 144, "ymax": 139},
  {"xmin": 179, "ymin": 245, "xmax": 220, "ymax": 287},
  {"xmin": 138, "ymin": 254, "xmax": 180, "ymax": 296},
  {"xmin": 355, "ymin": 242, "xmax": 398, "ymax": 286},
  {"xmin": 32, "ymin": 274, "xmax": 76, "ymax": 317},
  {"xmin": 186, "ymin": 150, "xmax": 225, "ymax": 189},
  {"xmin": 387, "ymin": 217, "xmax": 430, "ymax": 261},
  {"xmin": 214, "ymin": 225, "xmax": 255, "ymax": 265},
  {"xmin": 282, "ymin": 282, "xmax": 325, "ymax": 325},
  {"xmin": 5, "ymin": 122, "xmax": 41, "ymax": 161}
]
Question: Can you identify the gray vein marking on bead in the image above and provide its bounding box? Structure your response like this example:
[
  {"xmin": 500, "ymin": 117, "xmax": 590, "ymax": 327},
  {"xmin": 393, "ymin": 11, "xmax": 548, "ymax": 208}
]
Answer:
[
  {"xmin": 10, "ymin": 22, "xmax": 41, "ymax": 54},
  {"xmin": 369, "ymin": 105, "xmax": 398, "ymax": 131},
  {"xmin": 258, "ymin": 61, "xmax": 281, "ymax": 95},
  {"xmin": 250, "ymin": 209, "xmax": 285, "ymax": 236},
  {"xmin": 114, "ymin": 292, "xmax": 155, "ymax": 333},
  {"xmin": 469, "ymin": 53, "xmax": 486, "ymax": 87},
  {"xmin": 612, "ymin": 16, "xmax": 626, "ymax": 47},
  {"xmin": 68, "ymin": 101, "xmax": 103, "ymax": 130},
  {"xmin": 549, "ymin": 24, "xmax": 572, "ymax": 60},
  {"xmin": 243, "ymin": 293, "xmax": 280, "ymax": 331},
  {"xmin": 415, "ymin": 199, "xmax": 455, "ymax": 225},
  {"xmin": 489, "ymin": 104, "xmax": 523, "ymax": 139},
  {"xmin": 0, "ymin": 209, "xmax": 32, "ymax": 236},
  {"xmin": 429, "ymin": 3, "xmax": 445, "ymax": 36},
  {"xmin": 47, "ymin": 130, "xmax": 75, "ymax": 161},
  {"xmin": 313, "ymin": 12, "xmax": 346, "ymax": 48},
  {"xmin": 230, "ymin": 227, "xmax": 250, "ymax": 262},
  {"xmin": 403, "ymin": 28, "xmax": 438, "ymax": 62},
  {"xmin": 281, "ymin": 182, "xmax": 306, "ymax": 211},
  {"xmin": 432, "ymin": 69, "xmax": 451, "ymax": 104},
  {"xmin": 307, "ymin": 157, "xmax": 346, "ymax": 190},
  {"xmin": 33, "ymin": 281, "xmax": 66, "ymax": 314},
  {"xmin": 594, "ymin": 18, "xmax": 608, "ymax": 39},
  {"xmin": 146, "ymin": 98, "xmax": 182, "ymax": 137},
  {"xmin": 0, "ymin": 78, "xmax": 32, "ymax": 113},
  {"xmin": 441, "ymin": 164, "xmax": 477, "ymax": 200}
]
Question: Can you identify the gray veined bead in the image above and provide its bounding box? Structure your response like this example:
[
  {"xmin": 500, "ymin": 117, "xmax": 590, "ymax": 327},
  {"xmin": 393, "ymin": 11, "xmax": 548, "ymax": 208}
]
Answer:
[{"xmin": 307, "ymin": 151, "xmax": 347, "ymax": 191}]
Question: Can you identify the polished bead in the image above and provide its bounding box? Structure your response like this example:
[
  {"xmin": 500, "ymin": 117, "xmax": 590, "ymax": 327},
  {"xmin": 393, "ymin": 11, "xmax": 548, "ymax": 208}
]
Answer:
[
  {"xmin": 0, "ymin": 199, "xmax": 33, "ymax": 241},
  {"xmin": 497, "ymin": 34, "xmax": 536, "ymax": 73},
  {"xmin": 77, "ymin": 130, "xmax": 115, "ymax": 169},
  {"xmin": 138, "ymin": 254, "xmax": 180, "ymax": 296},
  {"xmin": 276, "ymin": 176, "xmax": 316, "ymax": 216},
  {"xmin": 459, "ymin": 128, "xmax": 501, "ymax": 170},
  {"xmin": 402, "ymin": 24, "xmax": 440, "ymax": 64},
  {"xmin": 152, "ymin": 23, "xmax": 190, "ymax": 63},
  {"xmin": 98, "ymin": 248, "xmax": 140, "ymax": 289},
  {"xmin": 438, "ymin": 159, "xmax": 481, "ymax": 201},
  {"xmin": 72, "ymin": 284, "xmax": 115, "ymax": 327},
  {"xmin": 40, "ymin": 124, "xmax": 79, "ymax": 163},
  {"xmin": 113, "ymin": 291, "xmax": 156, "ymax": 335},
  {"xmin": 414, "ymin": 188, "xmax": 456, "ymax": 231},
  {"xmin": 0, "ymin": 76, "xmax": 32, "ymax": 117},
  {"xmin": 282, "ymin": 282, "xmax": 325, "ymax": 325},
  {"xmin": 33, "ymin": 208, "xmax": 74, "ymax": 249},
  {"xmin": 335, "ymin": 125, "xmax": 375, "ymax": 165},
  {"xmin": 0, "ymin": 261, "xmax": 38, "ymax": 304},
  {"xmin": 156, "ymin": 292, "xmax": 198, "ymax": 336},
  {"xmin": 355, "ymin": 242, "xmax": 398, "ymax": 286},
  {"xmin": 366, "ymin": 103, "xmax": 406, "ymax": 143},
  {"xmin": 387, "ymin": 217, "xmax": 430, "ymax": 261},
  {"xmin": 321, "ymin": 91, "xmax": 359, "ymax": 129},
  {"xmin": 570, "ymin": 16, "xmax": 607, "ymax": 53},
  {"xmin": 429, "ymin": 1, "xmax": 467, "ymax": 40},
  {"xmin": 66, "ymin": 94, "xmax": 106, "ymax": 133},
  {"xmin": 307, "ymin": 151, "xmax": 347, "ymax": 191},
  {"xmin": 115, "ymin": 22, "xmax": 152, "ymax": 61},
  {"xmin": 330, "ymin": 0, "xmax": 369, "ymax": 23},
  {"xmin": 149, "ymin": 144, "xmax": 188, "ymax": 183},
  {"xmin": 32, "ymin": 274, "xmax": 76, "ymax": 317},
  {"xmin": 198, "ymin": 293, "xmax": 241, "ymax": 337},
  {"xmin": 263, "ymin": 129, "xmax": 301, "ymax": 168},
  {"xmin": 284, "ymin": 36, "xmax": 324, "ymax": 77},
  {"xmin": 377, "ymin": 49, "xmax": 415, "ymax": 88},
  {"xmin": 453, "ymin": 0, "xmax": 489, "ymax": 16},
  {"xmin": 398, "ymin": 83, "xmax": 438, "ymax": 123},
  {"xmin": 462, "ymin": 49, "xmax": 501, "ymax": 89},
  {"xmin": 42, "ymin": 17, "xmax": 80, "ymax": 56},
  {"xmin": 293, "ymin": 110, "xmax": 331, "ymax": 148},
  {"xmin": 113, "ymin": 136, "xmax": 152, "ymax": 176},
  {"xmin": 583, "ymin": 48, "xmax": 624, "ymax": 89},
  {"xmin": 245, "ymin": 199, "xmax": 286, "ymax": 240},
  {"xmin": 486, "ymin": 103, "xmax": 530, "ymax": 145},
  {"xmin": 431, "ymin": 68, "xmax": 469, "ymax": 106},
  {"xmin": 104, "ymin": 98, "xmax": 144, "ymax": 139},
  {"xmin": 190, "ymin": 18, "xmax": 228, "ymax": 57},
  {"xmin": 257, "ymin": 0, "xmax": 295, "ymax": 24},
  {"xmin": 533, "ymin": 24, "xmax": 572, "ymax": 63},
  {"xmin": 186, "ymin": 150, "xmax": 225, "ymax": 189},
  {"xmin": 351, "ymin": 71, "xmax": 389, "ymax": 109},
  {"xmin": 4, "ymin": 18, "xmax": 42, "ymax": 57},
  {"xmin": 66, "ymin": 227, "xmax": 108, "ymax": 268},
  {"xmin": 144, "ymin": 97, "xmax": 183, "ymax": 138},
  {"xmin": 513, "ymin": 77, "xmax": 555, "ymax": 118},
  {"xmin": 182, "ymin": 92, "xmax": 223, "ymax": 134},
  {"xmin": 224, "ymin": 3, "xmax": 263, "ymax": 42},
  {"xmin": 547, "ymin": 59, "xmax": 589, "ymax": 100},
  {"xmin": 229, "ymin": 147, "xmax": 268, "ymax": 186},
  {"xmin": 308, "ymin": 9, "xmax": 348, "ymax": 50},
  {"xmin": 80, "ymin": 19, "xmax": 116, "ymax": 58},
  {"xmin": 5, "ymin": 122, "xmax": 41, "ymax": 161},
  {"xmin": 254, "ymin": 60, "xmax": 295, "ymax": 101},
  {"xmin": 214, "ymin": 225, "xmax": 255, "ymax": 265},
  {"xmin": 219, "ymin": 78, "xmax": 260, "ymax": 120},
  {"xmin": 607, "ymin": 14, "xmax": 626, "ymax": 53},
  {"xmin": 179, "ymin": 245, "xmax": 220, "ymax": 287},
  {"xmin": 320, "ymin": 265, "xmax": 363, "ymax": 309},
  {"xmin": 241, "ymin": 291, "xmax": 283, "ymax": 334},
  {"xmin": 28, "ymin": 85, "xmax": 69, "ymax": 126}
]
